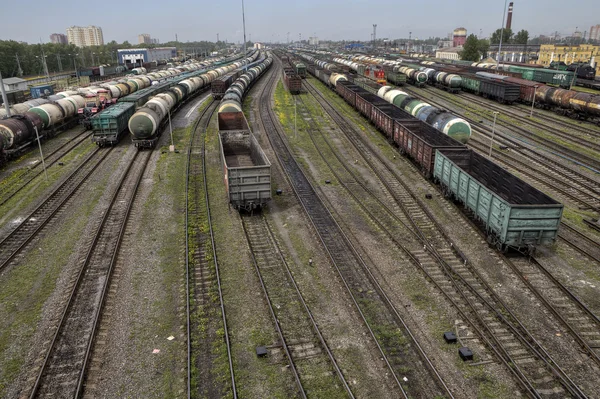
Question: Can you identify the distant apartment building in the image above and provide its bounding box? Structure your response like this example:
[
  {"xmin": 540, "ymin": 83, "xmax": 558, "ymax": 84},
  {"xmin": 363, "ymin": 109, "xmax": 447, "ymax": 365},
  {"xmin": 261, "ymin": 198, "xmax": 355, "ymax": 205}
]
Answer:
[
  {"xmin": 590, "ymin": 25, "xmax": 600, "ymax": 42},
  {"xmin": 66, "ymin": 25, "xmax": 104, "ymax": 47},
  {"xmin": 138, "ymin": 34, "xmax": 151, "ymax": 45},
  {"xmin": 50, "ymin": 33, "xmax": 68, "ymax": 44}
]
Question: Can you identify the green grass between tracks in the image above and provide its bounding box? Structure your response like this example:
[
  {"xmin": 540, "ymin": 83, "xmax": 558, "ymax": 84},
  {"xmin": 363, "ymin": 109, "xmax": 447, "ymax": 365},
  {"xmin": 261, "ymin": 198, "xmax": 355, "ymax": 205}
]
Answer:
[{"xmin": 0, "ymin": 152, "xmax": 116, "ymax": 397}]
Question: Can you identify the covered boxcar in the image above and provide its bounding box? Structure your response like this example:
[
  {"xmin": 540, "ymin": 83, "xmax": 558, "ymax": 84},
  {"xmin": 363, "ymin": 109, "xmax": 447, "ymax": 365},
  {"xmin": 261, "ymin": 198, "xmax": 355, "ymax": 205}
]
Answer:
[
  {"xmin": 433, "ymin": 148, "xmax": 563, "ymax": 253},
  {"xmin": 218, "ymin": 112, "xmax": 271, "ymax": 211}
]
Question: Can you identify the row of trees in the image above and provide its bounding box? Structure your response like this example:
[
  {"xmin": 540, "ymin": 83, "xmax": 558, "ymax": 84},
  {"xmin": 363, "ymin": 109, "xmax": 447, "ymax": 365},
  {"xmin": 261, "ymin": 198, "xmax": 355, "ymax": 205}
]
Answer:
[
  {"xmin": 0, "ymin": 40, "xmax": 237, "ymax": 78},
  {"xmin": 460, "ymin": 35, "xmax": 491, "ymax": 62},
  {"xmin": 489, "ymin": 28, "xmax": 530, "ymax": 45},
  {"xmin": 460, "ymin": 29, "xmax": 530, "ymax": 61}
]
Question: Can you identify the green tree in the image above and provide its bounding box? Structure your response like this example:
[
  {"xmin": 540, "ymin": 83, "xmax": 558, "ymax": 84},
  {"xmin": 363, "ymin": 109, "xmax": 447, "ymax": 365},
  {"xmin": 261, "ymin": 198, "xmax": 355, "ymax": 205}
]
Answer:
[
  {"xmin": 477, "ymin": 38, "xmax": 490, "ymax": 58},
  {"xmin": 460, "ymin": 34, "xmax": 482, "ymax": 61},
  {"xmin": 490, "ymin": 28, "xmax": 513, "ymax": 44},
  {"xmin": 513, "ymin": 30, "xmax": 529, "ymax": 44}
]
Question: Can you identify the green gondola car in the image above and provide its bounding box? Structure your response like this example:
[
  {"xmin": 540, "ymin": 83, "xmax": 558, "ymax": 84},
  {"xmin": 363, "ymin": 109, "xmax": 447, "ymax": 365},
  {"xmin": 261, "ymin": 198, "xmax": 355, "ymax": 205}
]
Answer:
[
  {"xmin": 91, "ymin": 102, "xmax": 136, "ymax": 146},
  {"xmin": 295, "ymin": 63, "xmax": 307, "ymax": 78}
]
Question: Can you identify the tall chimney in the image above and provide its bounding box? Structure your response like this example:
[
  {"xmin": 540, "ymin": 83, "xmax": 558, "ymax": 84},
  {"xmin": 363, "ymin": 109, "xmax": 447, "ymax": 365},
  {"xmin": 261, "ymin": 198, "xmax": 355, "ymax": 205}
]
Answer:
[{"xmin": 506, "ymin": 2, "xmax": 514, "ymax": 30}]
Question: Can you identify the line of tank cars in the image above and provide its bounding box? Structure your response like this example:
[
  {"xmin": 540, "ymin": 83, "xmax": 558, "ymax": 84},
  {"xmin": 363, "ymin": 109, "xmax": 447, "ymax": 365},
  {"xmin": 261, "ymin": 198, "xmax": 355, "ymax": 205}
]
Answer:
[
  {"xmin": 297, "ymin": 53, "xmax": 473, "ymax": 144},
  {"xmin": 0, "ymin": 52, "xmax": 256, "ymax": 162},
  {"xmin": 128, "ymin": 50, "xmax": 261, "ymax": 148},
  {"xmin": 294, "ymin": 52, "xmax": 563, "ymax": 254},
  {"xmin": 329, "ymin": 52, "xmax": 600, "ymax": 121}
]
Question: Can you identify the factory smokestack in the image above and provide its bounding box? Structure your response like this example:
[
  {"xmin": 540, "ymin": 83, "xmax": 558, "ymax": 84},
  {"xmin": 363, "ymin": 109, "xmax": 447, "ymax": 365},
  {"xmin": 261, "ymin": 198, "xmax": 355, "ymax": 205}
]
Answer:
[{"xmin": 506, "ymin": 2, "xmax": 514, "ymax": 30}]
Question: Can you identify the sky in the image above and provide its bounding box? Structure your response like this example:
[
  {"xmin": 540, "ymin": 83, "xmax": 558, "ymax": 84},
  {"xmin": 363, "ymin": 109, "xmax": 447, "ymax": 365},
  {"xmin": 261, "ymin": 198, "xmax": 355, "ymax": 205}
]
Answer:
[{"xmin": 1, "ymin": 0, "xmax": 598, "ymax": 44}]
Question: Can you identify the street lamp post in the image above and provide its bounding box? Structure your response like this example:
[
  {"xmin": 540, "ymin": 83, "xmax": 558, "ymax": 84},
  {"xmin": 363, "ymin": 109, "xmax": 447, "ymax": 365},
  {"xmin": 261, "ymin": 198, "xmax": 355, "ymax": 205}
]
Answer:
[
  {"xmin": 489, "ymin": 111, "xmax": 499, "ymax": 158},
  {"xmin": 530, "ymin": 85, "xmax": 538, "ymax": 117}
]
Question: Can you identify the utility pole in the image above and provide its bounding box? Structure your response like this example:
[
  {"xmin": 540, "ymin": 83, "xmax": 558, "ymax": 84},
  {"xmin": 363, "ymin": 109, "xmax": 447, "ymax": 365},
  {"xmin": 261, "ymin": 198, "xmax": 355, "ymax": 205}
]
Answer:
[
  {"xmin": 217, "ymin": 33, "xmax": 219, "ymax": 42},
  {"xmin": 39, "ymin": 40, "xmax": 50, "ymax": 81},
  {"xmin": 15, "ymin": 54, "xmax": 23, "ymax": 77},
  {"xmin": 176, "ymin": 33, "xmax": 178, "ymax": 43},
  {"xmin": 287, "ymin": 32, "xmax": 290, "ymax": 45},
  {"xmin": 242, "ymin": 0, "xmax": 248, "ymax": 69},
  {"xmin": 56, "ymin": 54, "xmax": 63, "ymax": 72}
]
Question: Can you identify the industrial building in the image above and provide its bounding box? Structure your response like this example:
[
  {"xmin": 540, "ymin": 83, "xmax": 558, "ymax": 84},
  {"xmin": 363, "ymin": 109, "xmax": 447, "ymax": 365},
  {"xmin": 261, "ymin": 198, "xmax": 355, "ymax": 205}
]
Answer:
[
  {"xmin": 489, "ymin": 44, "xmax": 540, "ymax": 63},
  {"xmin": 117, "ymin": 47, "xmax": 177, "ymax": 66},
  {"xmin": 50, "ymin": 33, "xmax": 68, "ymax": 44},
  {"xmin": 2, "ymin": 77, "xmax": 28, "ymax": 92},
  {"xmin": 66, "ymin": 25, "xmax": 104, "ymax": 47},
  {"xmin": 435, "ymin": 47, "xmax": 462, "ymax": 60},
  {"xmin": 538, "ymin": 44, "xmax": 600, "ymax": 73}
]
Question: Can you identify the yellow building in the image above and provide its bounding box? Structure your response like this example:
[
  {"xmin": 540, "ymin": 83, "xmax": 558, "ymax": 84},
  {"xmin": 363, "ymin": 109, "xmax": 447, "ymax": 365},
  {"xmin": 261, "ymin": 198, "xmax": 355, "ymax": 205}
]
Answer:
[{"xmin": 538, "ymin": 44, "xmax": 600, "ymax": 74}]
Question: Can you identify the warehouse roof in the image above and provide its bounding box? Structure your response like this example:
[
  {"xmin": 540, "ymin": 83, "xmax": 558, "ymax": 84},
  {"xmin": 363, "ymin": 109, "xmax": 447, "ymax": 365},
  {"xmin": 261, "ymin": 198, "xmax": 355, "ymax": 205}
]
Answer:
[
  {"xmin": 436, "ymin": 46, "xmax": 463, "ymax": 53},
  {"xmin": 3, "ymin": 77, "xmax": 27, "ymax": 84}
]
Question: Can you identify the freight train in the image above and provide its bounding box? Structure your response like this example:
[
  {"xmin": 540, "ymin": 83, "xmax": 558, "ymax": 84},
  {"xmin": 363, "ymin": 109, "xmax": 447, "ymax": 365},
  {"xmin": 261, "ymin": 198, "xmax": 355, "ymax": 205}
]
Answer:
[
  {"xmin": 218, "ymin": 52, "xmax": 273, "ymax": 210},
  {"xmin": 130, "ymin": 52, "xmax": 264, "ymax": 148},
  {"xmin": 308, "ymin": 54, "xmax": 472, "ymax": 143},
  {"xmin": 298, "ymin": 53, "xmax": 563, "ymax": 254},
  {"xmin": 0, "ymin": 54, "xmax": 251, "ymax": 163},
  {"xmin": 333, "ymin": 53, "xmax": 600, "ymax": 121}
]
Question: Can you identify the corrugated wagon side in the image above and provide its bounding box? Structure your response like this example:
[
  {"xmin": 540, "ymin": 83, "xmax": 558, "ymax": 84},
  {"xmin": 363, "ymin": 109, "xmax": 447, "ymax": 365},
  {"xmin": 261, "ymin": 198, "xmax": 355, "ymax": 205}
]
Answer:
[
  {"xmin": 91, "ymin": 102, "xmax": 136, "ymax": 146},
  {"xmin": 393, "ymin": 119, "xmax": 464, "ymax": 177},
  {"xmin": 433, "ymin": 148, "xmax": 563, "ymax": 253},
  {"xmin": 218, "ymin": 118, "xmax": 271, "ymax": 211}
]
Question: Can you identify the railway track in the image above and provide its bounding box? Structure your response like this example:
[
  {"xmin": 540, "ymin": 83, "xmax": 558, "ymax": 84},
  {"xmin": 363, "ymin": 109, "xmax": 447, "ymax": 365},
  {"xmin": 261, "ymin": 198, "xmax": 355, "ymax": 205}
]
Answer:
[
  {"xmin": 0, "ymin": 128, "xmax": 94, "ymax": 207},
  {"xmin": 458, "ymin": 91, "xmax": 600, "ymax": 141},
  {"xmin": 28, "ymin": 149, "xmax": 151, "ymax": 398},
  {"xmin": 462, "ymin": 93, "xmax": 600, "ymax": 153},
  {"xmin": 558, "ymin": 223, "xmax": 600, "ymax": 264},
  {"xmin": 185, "ymin": 99, "xmax": 237, "ymax": 399},
  {"xmin": 303, "ymin": 77, "xmax": 595, "ymax": 397},
  {"xmin": 262, "ymin": 61, "xmax": 450, "ymax": 398},
  {"xmin": 241, "ymin": 213, "xmax": 354, "ymax": 398},
  {"xmin": 413, "ymin": 86, "xmax": 600, "ymax": 172},
  {"xmin": 0, "ymin": 146, "xmax": 112, "ymax": 274},
  {"xmin": 514, "ymin": 102, "xmax": 600, "ymax": 136}
]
